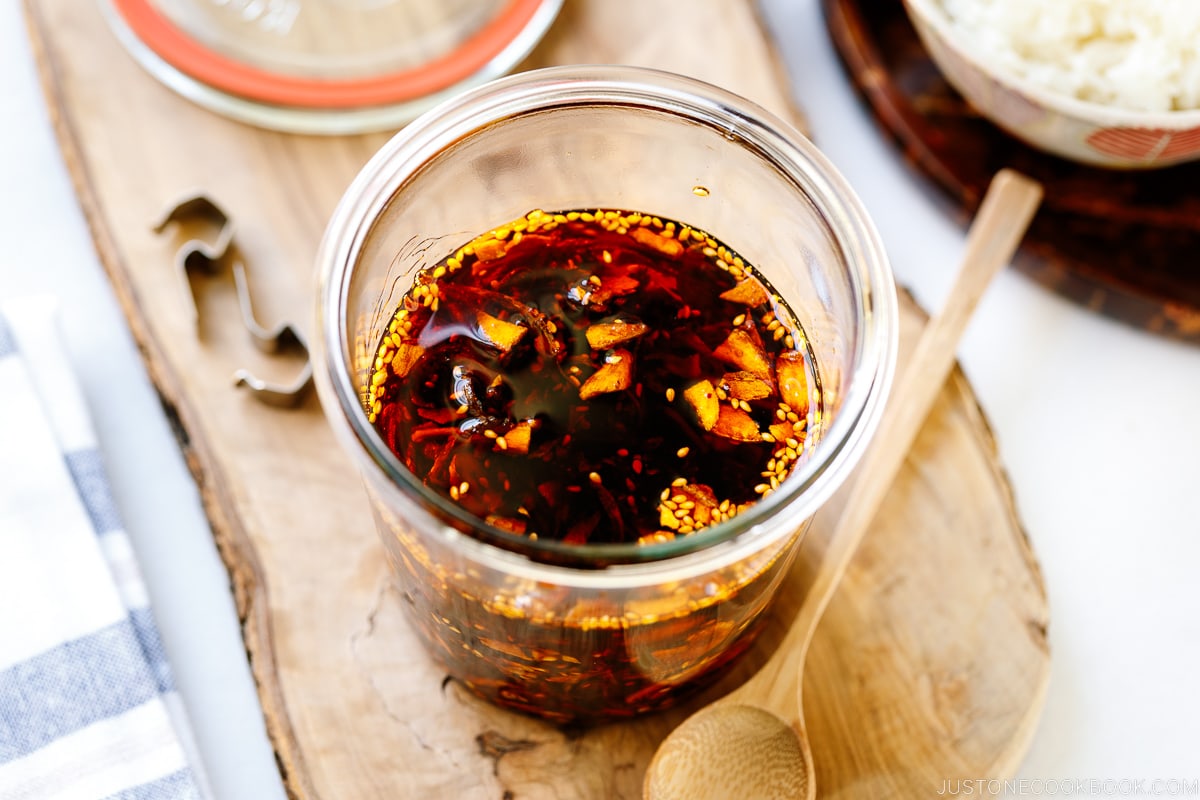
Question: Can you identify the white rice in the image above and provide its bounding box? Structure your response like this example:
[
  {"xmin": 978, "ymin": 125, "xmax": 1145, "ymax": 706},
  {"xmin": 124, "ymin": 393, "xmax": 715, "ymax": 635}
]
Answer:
[{"xmin": 936, "ymin": 0, "xmax": 1200, "ymax": 112}]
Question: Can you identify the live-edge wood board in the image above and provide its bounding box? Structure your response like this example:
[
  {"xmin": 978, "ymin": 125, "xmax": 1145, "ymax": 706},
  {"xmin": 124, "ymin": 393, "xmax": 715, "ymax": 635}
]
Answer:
[{"xmin": 25, "ymin": 1, "xmax": 1050, "ymax": 797}]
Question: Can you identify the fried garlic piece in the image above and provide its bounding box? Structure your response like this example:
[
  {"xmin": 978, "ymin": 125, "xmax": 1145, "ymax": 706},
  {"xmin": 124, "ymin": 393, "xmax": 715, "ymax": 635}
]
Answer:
[
  {"xmin": 713, "ymin": 328, "xmax": 772, "ymax": 383},
  {"xmin": 712, "ymin": 406, "xmax": 761, "ymax": 442},
  {"xmin": 586, "ymin": 319, "xmax": 648, "ymax": 349},
  {"xmin": 683, "ymin": 379, "xmax": 720, "ymax": 431},
  {"xmin": 390, "ymin": 343, "xmax": 424, "ymax": 378},
  {"xmin": 719, "ymin": 279, "xmax": 769, "ymax": 307},
  {"xmin": 476, "ymin": 311, "xmax": 528, "ymax": 352},
  {"xmin": 579, "ymin": 349, "xmax": 634, "ymax": 399},
  {"xmin": 722, "ymin": 370, "xmax": 772, "ymax": 401},
  {"xmin": 629, "ymin": 226, "xmax": 683, "ymax": 257},
  {"xmin": 776, "ymin": 351, "xmax": 810, "ymax": 416}
]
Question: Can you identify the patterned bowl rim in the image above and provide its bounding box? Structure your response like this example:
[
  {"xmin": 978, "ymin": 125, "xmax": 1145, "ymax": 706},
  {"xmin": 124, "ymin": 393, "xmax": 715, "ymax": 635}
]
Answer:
[{"xmin": 903, "ymin": 0, "xmax": 1200, "ymax": 130}]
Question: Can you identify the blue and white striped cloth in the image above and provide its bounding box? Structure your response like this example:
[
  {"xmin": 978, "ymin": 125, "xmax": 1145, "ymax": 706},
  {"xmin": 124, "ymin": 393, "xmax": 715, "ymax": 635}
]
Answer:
[{"xmin": 0, "ymin": 300, "xmax": 209, "ymax": 800}]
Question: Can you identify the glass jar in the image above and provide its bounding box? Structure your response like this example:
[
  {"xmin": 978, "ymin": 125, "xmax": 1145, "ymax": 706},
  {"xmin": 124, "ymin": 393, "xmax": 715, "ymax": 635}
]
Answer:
[
  {"xmin": 315, "ymin": 66, "xmax": 897, "ymax": 722},
  {"xmin": 100, "ymin": 0, "xmax": 562, "ymax": 133}
]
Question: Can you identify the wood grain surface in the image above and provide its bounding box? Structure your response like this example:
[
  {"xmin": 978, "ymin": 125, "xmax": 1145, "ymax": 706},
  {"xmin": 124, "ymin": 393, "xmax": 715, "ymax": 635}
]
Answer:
[
  {"xmin": 25, "ymin": 0, "xmax": 1050, "ymax": 797},
  {"xmin": 823, "ymin": 0, "xmax": 1200, "ymax": 344}
]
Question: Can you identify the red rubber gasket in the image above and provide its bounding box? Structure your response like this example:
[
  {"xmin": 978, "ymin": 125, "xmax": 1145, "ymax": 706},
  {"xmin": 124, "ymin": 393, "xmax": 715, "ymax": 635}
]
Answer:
[{"xmin": 110, "ymin": 0, "xmax": 547, "ymax": 108}]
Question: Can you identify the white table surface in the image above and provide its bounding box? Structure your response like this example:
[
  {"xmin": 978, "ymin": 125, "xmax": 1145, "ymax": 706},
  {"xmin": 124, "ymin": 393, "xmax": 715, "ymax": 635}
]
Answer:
[{"xmin": 2, "ymin": 1, "xmax": 1197, "ymax": 797}]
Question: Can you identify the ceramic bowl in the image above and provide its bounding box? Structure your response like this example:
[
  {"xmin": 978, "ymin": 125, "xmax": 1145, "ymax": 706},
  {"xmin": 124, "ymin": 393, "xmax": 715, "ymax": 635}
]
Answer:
[{"xmin": 904, "ymin": 0, "xmax": 1200, "ymax": 169}]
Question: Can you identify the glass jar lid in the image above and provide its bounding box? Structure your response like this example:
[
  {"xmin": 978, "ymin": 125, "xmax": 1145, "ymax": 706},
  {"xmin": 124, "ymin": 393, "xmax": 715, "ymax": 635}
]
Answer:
[{"xmin": 101, "ymin": 0, "xmax": 563, "ymax": 134}]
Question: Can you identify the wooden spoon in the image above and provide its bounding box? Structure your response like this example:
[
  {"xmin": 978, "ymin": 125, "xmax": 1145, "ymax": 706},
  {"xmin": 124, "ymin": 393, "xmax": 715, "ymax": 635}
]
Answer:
[{"xmin": 644, "ymin": 169, "xmax": 1043, "ymax": 800}]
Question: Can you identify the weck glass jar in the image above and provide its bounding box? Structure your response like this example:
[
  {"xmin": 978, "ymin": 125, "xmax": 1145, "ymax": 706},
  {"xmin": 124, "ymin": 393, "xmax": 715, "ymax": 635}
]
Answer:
[
  {"xmin": 314, "ymin": 66, "xmax": 897, "ymax": 722},
  {"xmin": 101, "ymin": 0, "xmax": 562, "ymax": 133}
]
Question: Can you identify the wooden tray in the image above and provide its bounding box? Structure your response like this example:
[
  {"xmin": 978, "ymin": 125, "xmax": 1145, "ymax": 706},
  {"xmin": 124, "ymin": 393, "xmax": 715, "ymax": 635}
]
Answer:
[
  {"xmin": 25, "ymin": 0, "xmax": 1050, "ymax": 796},
  {"xmin": 823, "ymin": 0, "xmax": 1200, "ymax": 344}
]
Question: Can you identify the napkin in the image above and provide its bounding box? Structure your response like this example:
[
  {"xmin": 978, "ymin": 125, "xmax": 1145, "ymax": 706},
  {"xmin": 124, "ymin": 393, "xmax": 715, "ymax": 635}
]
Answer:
[{"xmin": 0, "ymin": 299, "xmax": 209, "ymax": 800}]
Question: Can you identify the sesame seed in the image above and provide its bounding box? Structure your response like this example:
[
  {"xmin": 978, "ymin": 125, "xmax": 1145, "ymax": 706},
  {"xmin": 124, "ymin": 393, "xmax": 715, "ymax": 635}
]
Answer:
[
  {"xmin": 732, "ymin": 314, "xmax": 746, "ymax": 327},
  {"xmin": 589, "ymin": 472, "xmax": 602, "ymax": 484},
  {"xmin": 672, "ymin": 477, "xmax": 687, "ymax": 487},
  {"xmin": 754, "ymin": 484, "xmax": 769, "ymax": 494},
  {"xmin": 496, "ymin": 436, "xmax": 508, "ymax": 450},
  {"xmin": 677, "ymin": 447, "xmax": 690, "ymax": 458},
  {"xmin": 666, "ymin": 387, "xmax": 676, "ymax": 402},
  {"xmin": 459, "ymin": 482, "xmax": 469, "ymax": 495},
  {"xmin": 449, "ymin": 486, "xmax": 460, "ymax": 501}
]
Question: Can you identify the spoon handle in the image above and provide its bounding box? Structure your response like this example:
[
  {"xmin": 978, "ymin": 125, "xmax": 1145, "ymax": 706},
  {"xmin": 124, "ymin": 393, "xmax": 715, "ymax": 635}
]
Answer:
[{"xmin": 793, "ymin": 169, "xmax": 1043, "ymax": 659}]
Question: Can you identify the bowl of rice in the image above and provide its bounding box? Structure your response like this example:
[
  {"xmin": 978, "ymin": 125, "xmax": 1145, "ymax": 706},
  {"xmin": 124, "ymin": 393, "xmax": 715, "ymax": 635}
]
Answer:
[{"xmin": 903, "ymin": 0, "xmax": 1200, "ymax": 168}]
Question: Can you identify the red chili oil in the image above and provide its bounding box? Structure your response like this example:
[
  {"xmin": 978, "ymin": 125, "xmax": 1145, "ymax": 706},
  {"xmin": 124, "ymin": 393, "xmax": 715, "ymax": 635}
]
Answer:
[
  {"xmin": 365, "ymin": 208, "xmax": 820, "ymax": 720},
  {"xmin": 368, "ymin": 209, "xmax": 817, "ymax": 546}
]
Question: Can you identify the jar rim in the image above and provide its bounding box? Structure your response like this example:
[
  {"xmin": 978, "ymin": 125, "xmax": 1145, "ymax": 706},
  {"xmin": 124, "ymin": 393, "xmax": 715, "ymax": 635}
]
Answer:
[{"xmin": 314, "ymin": 65, "xmax": 897, "ymax": 583}]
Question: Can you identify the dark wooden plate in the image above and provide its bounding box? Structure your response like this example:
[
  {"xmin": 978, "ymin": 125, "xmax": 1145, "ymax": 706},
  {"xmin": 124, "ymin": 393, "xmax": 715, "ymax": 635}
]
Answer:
[{"xmin": 822, "ymin": 0, "xmax": 1200, "ymax": 343}]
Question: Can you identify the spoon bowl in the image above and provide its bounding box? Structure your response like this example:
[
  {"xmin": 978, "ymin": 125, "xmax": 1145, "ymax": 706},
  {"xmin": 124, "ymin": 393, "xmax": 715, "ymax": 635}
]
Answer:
[{"xmin": 645, "ymin": 705, "xmax": 809, "ymax": 800}]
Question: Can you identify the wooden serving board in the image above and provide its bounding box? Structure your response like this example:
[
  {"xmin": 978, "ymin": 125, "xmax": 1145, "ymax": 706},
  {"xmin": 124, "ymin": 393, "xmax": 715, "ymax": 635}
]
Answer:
[
  {"xmin": 823, "ymin": 0, "xmax": 1200, "ymax": 344},
  {"xmin": 25, "ymin": 0, "xmax": 1050, "ymax": 797}
]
